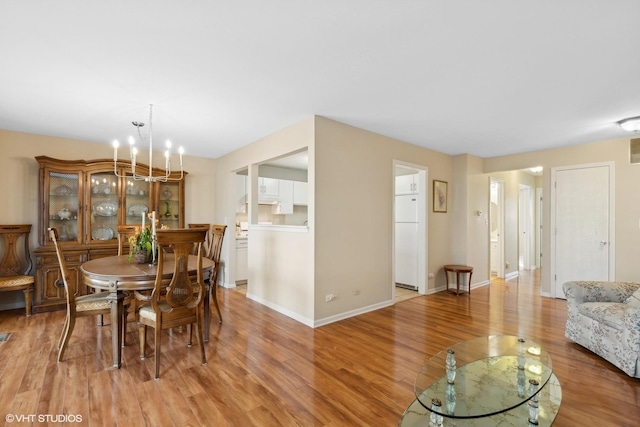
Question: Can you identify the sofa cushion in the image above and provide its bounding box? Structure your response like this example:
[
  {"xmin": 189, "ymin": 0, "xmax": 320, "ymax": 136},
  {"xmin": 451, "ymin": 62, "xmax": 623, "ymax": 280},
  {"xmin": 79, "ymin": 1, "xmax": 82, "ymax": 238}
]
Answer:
[
  {"xmin": 578, "ymin": 302, "xmax": 626, "ymax": 330},
  {"xmin": 624, "ymin": 288, "xmax": 640, "ymax": 307}
]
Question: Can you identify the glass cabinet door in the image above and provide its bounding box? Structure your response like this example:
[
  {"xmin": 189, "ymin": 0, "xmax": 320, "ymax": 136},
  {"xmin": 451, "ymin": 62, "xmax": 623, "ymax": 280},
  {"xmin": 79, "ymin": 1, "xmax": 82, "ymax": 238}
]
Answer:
[
  {"xmin": 124, "ymin": 177, "xmax": 151, "ymax": 226},
  {"xmin": 47, "ymin": 171, "xmax": 80, "ymax": 243},
  {"xmin": 157, "ymin": 182, "xmax": 181, "ymax": 229},
  {"xmin": 88, "ymin": 172, "xmax": 118, "ymax": 243}
]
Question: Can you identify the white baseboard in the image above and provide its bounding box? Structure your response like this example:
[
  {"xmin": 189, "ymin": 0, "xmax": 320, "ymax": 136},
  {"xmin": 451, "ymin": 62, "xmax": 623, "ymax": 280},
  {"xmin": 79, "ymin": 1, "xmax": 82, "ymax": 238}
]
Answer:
[
  {"xmin": 314, "ymin": 299, "xmax": 394, "ymax": 328},
  {"xmin": 505, "ymin": 271, "xmax": 520, "ymax": 280},
  {"xmin": 246, "ymin": 292, "xmax": 315, "ymax": 327}
]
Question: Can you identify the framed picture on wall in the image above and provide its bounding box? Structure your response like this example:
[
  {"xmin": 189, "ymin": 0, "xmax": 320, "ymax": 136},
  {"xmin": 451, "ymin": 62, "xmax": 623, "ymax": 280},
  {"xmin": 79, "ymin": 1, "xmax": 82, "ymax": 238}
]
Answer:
[{"xmin": 433, "ymin": 180, "xmax": 448, "ymax": 213}]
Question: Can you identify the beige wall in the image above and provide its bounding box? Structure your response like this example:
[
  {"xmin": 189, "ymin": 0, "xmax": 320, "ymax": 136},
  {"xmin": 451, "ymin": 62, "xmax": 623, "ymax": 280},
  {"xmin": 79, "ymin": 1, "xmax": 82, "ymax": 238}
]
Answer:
[
  {"xmin": 314, "ymin": 117, "xmax": 454, "ymax": 324},
  {"xmin": 485, "ymin": 138, "xmax": 640, "ymax": 293},
  {"xmin": 466, "ymin": 155, "xmax": 490, "ymax": 285},
  {"xmin": 215, "ymin": 116, "xmax": 456, "ymax": 326},
  {"xmin": 214, "ymin": 117, "xmax": 316, "ymax": 324}
]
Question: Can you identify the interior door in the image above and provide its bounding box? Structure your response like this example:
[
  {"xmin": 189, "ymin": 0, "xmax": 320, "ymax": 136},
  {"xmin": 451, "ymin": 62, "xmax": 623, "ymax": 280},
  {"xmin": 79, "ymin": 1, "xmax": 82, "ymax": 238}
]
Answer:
[
  {"xmin": 519, "ymin": 185, "xmax": 534, "ymax": 271},
  {"xmin": 552, "ymin": 163, "xmax": 614, "ymax": 298}
]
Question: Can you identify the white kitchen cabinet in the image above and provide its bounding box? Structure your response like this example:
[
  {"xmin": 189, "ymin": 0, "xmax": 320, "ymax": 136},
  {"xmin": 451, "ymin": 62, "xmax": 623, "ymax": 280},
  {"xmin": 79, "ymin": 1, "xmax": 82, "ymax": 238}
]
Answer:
[
  {"xmin": 293, "ymin": 181, "xmax": 308, "ymax": 206},
  {"xmin": 258, "ymin": 177, "xmax": 279, "ymax": 202},
  {"xmin": 273, "ymin": 180, "xmax": 293, "ymax": 214},
  {"xmin": 236, "ymin": 238, "xmax": 248, "ymax": 283},
  {"xmin": 395, "ymin": 174, "xmax": 419, "ymax": 195},
  {"xmin": 236, "ymin": 175, "xmax": 247, "ymax": 213}
]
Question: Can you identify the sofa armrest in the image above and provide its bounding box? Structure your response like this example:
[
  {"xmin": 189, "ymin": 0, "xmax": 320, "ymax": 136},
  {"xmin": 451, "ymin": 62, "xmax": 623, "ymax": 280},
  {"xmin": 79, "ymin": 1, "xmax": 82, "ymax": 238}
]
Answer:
[
  {"xmin": 563, "ymin": 281, "xmax": 640, "ymax": 305},
  {"xmin": 624, "ymin": 303, "xmax": 640, "ymax": 352}
]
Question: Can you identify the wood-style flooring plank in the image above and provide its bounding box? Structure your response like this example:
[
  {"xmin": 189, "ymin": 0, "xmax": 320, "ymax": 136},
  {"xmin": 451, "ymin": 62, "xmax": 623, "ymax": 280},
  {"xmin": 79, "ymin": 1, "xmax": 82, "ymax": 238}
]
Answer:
[{"xmin": 1, "ymin": 271, "xmax": 639, "ymax": 426}]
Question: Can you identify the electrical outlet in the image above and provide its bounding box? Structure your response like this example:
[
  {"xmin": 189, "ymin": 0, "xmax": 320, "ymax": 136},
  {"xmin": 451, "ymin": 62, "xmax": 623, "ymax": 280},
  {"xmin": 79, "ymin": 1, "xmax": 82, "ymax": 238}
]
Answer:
[
  {"xmin": 354, "ymin": 289, "xmax": 360, "ymax": 296},
  {"xmin": 428, "ymin": 272, "xmax": 434, "ymax": 279},
  {"xmin": 325, "ymin": 294, "xmax": 335, "ymax": 302}
]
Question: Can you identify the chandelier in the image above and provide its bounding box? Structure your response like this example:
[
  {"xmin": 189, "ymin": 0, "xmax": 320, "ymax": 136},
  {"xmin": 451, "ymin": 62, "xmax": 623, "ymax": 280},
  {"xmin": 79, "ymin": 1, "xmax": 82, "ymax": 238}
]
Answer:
[{"xmin": 112, "ymin": 104, "xmax": 184, "ymax": 182}]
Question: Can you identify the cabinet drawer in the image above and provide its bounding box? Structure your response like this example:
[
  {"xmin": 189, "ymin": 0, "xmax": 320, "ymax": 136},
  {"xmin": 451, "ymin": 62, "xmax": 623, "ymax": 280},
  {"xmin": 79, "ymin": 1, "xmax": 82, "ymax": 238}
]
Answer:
[
  {"xmin": 38, "ymin": 252, "xmax": 85, "ymax": 266},
  {"xmin": 89, "ymin": 247, "xmax": 118, "ymax": 260},
  {"xmin": 236, "ymin": 239, "xmax": 248, "ymax": 249}
]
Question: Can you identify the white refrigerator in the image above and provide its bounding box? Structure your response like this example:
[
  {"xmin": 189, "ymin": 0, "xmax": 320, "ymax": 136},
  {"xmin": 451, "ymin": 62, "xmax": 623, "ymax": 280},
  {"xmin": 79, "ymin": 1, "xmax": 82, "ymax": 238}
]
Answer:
[{"xmin": 395, "ymin": 194, "xmax": 418, "ymax": 289}]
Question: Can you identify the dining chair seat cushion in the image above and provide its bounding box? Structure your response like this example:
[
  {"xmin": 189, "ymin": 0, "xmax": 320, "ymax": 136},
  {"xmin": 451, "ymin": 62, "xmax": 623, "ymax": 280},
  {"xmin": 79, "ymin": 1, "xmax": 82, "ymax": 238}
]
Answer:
[
  {"xmin": 138, "ymin": 301, "xmax": 175, "ymax": 322},
  {"xmin": 0, "ymin": 275, "xmax": 34, "ymax": 288},
  {"xmin": 75, "ymin": 291, "xmax": 130, "ymax": 312}
]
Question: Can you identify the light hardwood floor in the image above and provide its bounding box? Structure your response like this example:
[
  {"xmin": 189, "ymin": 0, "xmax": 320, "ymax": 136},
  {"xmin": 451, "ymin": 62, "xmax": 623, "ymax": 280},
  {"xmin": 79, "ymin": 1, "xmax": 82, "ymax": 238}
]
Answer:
[{"xmin": 0, "ymin": 271, "xmax": 638, "ymax": 426}]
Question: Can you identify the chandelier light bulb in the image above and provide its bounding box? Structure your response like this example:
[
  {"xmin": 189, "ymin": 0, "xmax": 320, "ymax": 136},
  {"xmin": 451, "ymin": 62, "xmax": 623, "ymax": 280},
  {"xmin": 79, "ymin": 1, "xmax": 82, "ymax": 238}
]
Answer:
[{"xmin": 112, "ymin": 140, "xmax": 119, "ymax": 161}]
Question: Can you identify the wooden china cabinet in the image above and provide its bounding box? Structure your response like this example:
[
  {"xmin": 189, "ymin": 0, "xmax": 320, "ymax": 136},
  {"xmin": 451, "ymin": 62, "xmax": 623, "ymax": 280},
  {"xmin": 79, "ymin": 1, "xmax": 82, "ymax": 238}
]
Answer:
[{"xmin": 33, "ymin": 156, "xmax": 186, "ymax": 313}]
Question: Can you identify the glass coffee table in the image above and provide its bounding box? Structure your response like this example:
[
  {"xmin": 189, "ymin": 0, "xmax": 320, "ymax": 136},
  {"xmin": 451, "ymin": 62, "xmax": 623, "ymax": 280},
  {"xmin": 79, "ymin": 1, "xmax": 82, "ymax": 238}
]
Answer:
[{"xmin": 399, "ymin": 335, "xmax": 562, "ymax": 426}]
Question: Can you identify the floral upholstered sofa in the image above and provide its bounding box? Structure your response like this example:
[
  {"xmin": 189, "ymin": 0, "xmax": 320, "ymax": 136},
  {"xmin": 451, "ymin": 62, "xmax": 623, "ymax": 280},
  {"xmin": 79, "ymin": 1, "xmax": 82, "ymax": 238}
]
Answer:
[{"xmin": 563, "ymin": 280, "xmax": 640, "ymax": 377}]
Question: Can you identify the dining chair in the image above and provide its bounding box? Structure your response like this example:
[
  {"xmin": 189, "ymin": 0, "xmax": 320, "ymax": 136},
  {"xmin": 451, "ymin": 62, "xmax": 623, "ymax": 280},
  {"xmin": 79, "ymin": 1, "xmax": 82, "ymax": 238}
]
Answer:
[
  {"xmin": 137, "ymin": 228, "xmax": 208, "ymax": 379},
  {"xmin": 189, "ymin": 223, "xmax": 226, "ymax": 342},
  {"xmin": 49, "ymin": 227, "xmax": 130, "ymax": 363},
  {"xmin": 117, "ymin": 224, "xmax": 139, "ymax": 256},
  {"xmin": 188, "ymin": 223, "xmax": 210, "ymax": 256},
  {"xmin": 117, "ymin": 225, "xmax": 152, "ymax": 324},
  {"xmin": 207, "ymin": 225, "xmax": 227, "ymax": 322},
  {"xmin": 0, "ymin": 225, "xmax": 35, "ymax": 316}
]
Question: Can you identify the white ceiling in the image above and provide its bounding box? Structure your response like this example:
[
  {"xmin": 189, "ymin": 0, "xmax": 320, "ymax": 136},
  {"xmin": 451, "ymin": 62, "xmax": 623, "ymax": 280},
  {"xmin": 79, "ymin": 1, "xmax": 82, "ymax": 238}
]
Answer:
[{"xmin": 1, "ymin": 1, "xmax": 639, "ymax": 161}]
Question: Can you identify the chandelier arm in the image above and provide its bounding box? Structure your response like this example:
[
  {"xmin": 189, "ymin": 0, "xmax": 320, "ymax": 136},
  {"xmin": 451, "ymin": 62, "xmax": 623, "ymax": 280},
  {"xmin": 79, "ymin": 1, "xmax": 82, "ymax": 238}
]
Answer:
[{"xmin": 148, "ymin": 105, "xmax": 153, "ymax": 182}]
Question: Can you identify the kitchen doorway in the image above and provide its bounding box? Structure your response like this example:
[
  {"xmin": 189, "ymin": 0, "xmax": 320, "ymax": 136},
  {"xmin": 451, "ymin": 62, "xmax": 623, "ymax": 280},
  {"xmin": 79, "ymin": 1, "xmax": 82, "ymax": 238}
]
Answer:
[{"xmin": 393, "ymin": 162, "xmax": 428, "ymax": 300}]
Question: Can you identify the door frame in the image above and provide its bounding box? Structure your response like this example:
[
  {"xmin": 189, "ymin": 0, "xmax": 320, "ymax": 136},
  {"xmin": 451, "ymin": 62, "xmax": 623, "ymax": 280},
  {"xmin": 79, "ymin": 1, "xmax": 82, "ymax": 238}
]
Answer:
[
  {"xmin": 519, "ymin": 184, "xmax": 535, "ymax": 271},
  {"xmin": 393, "ymin": 161, "xmax": 428, "ymax": 296},
  {"xmin": 535, "ymin": 187, "xmax": 543, "ymax": 269},
  {"xmin": 549, "ymin": 161, "xmax": 615, "ymax": 298}
]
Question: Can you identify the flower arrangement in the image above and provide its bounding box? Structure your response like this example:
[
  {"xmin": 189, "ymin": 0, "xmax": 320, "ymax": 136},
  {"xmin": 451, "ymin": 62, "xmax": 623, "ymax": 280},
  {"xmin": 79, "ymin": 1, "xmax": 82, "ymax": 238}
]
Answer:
[
  {"xmin": 128, "ymin": 226, "xmax": 153, "ymax": 262},
  {"xmin": 128, "ymin": 213, "xmax": 171, "ymax": 263}
]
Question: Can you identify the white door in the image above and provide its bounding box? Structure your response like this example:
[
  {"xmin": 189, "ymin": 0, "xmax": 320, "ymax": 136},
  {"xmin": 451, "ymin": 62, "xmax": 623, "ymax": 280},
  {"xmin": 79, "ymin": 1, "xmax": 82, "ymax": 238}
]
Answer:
[
  {"xmin": 519, "ymin": 185, "xmax": 534, "ymax": 271},
  {"xmin": 551, "ymin": 163, "xmax": 614, "ymax": 298}
]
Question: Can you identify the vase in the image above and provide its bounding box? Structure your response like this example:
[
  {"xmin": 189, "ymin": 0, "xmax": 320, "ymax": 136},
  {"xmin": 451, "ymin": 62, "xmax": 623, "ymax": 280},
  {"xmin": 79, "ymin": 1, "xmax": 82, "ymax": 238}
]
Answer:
[
  {"xmin": 446, "ymin": 349, "xmax": 456, "ymax": 384},
  {"xmin": 134, "ymin": 251, "xmax": 151, "ymax": 264}
]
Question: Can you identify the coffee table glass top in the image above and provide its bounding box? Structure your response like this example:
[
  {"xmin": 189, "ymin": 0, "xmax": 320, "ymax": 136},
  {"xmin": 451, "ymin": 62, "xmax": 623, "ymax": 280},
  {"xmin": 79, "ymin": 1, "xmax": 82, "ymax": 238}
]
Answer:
[{"xmin": 414, "ymin": 335, "xmax": 553, "ymax": 419}]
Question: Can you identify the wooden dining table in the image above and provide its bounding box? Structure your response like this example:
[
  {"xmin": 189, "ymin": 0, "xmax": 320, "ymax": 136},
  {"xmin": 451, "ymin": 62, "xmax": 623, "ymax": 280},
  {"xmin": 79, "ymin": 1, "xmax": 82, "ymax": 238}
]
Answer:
[{"xmin": 80, "ymin": 254, "xmax": 214, "ymax": 369}]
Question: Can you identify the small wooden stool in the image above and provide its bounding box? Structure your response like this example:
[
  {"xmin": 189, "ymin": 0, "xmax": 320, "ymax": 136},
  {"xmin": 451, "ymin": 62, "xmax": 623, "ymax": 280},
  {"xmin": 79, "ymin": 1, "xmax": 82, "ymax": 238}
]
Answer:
[{"xmin": 443, "ymin": 264, "xmax": 473, "ymax": 295}]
